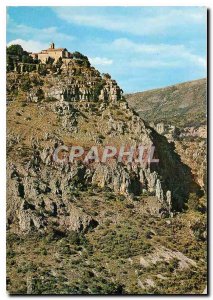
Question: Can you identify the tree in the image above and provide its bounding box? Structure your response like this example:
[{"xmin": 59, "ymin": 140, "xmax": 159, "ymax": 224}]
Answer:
[
  {"xmin": 7, "ymin": 44, "xmax": 37, "ymax": 69},
  {"xmin": 92, "ymin": 80, "xmax": 105, "ymax": 101},
  {"xmin": 22, "ymin": 54, "xmax": 33, "ymax": 64},
  {"xmin": 21, "ymin": 77, "xmax": 32, "ymax": 92},
  {"xmin": 7, "ymin": 45, "xmax": 24, "ymax": 70},
  {"xmin": 72, "ymin": 51, "xmax": 86, "ymax": 59},
  {"xmin": 56, "ymin": 57, "xmax": 63, "ymax": 68},
  {"xmin": 102, "ymin": 73, "xmax": 111, "ymax": 79},
  {"xmin": 7, "ymin": 44, "xmax": 24, "ymax": 57},
  {"xmin": 46, "ymin": 57, "xmax": 55, "ymax": 65},
  {"xmin": 6, "ymin": 55, "xmax": 14, "ymax": 71}
]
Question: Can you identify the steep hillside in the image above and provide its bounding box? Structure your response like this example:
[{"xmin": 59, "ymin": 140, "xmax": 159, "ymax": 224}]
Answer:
[
  {"xmin": 7, "ymin": 54, "xmax": 207, "ymax": 295},
  {"xmin": 126, "ymin": 79, "xmax": 207, "ymax": 190},
  {"xmin": 126, "ymin": 79, "xmax": 207, "ymax": 129}
]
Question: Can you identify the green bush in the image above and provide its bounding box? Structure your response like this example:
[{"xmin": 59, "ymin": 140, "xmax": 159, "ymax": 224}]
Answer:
[{"xmin": 67, "ymin": 231, "xmax": 80, "ymax": 245}]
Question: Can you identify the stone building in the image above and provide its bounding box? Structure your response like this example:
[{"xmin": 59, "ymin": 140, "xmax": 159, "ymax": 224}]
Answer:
[{"xmin": 30, "ymin": 42, "xmax": 72, "ymax": 63}]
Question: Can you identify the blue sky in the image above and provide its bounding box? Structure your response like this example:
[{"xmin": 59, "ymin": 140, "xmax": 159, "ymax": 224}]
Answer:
[{"xmin": 7, "ymin": 6, "xmax": 207, "ymax": 93}]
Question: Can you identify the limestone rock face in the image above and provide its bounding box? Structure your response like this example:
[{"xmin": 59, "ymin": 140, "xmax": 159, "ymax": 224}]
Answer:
[
  {"xmin": 166, "ymin": 190, "xmax": 172, "ymax": 212},
  {"xmin": 139, "ymin": 246, "xmax": 197, "ymax": 270},
  {"xmin": 7, "ymin": 144, "xmax": 173, "ymax": 234},
  {"xmin": 18, "ymin": 200, "xmax": 46, "ymax": 234},
  {"xmin": 60, "ymin": 205, "xmax": 99, "ymax": 233},
  {"xmin": 156, "ymin": 179, "xmax": 164, "ymax": 202},
  {"xmin": 42, "ymin": 69, "xmax": 124, "ymax": 105},
  {"xmin": 7, "ymin": 55, "xmax": 201, "ymax": 236},
  {"xmin": 18, "ymin": 198, "xmax": 98, "ymax": 234},
  {"xmin": 26, "ymin": 88, "xmax": 43, "ymax": 103},
  {"xmin": 6, "ymin": 56, "xmax": 207, "ymax": 294},
  {"xmin": 99, "ymin": 79, "xmax": 123, "ymax": 103}
]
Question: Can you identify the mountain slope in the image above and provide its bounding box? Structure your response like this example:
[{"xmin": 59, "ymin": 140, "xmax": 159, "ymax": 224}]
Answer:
[
  {"xmin": 6, "ymin": 53, "xmax": 207, "ymax": 295},
  {"xmin": 125, "ymin": 78, "xmax": 207, "ymax": 128},
  {"xmin": 126, "ymin": 78, "xmax": 207, "ymax": 190}
]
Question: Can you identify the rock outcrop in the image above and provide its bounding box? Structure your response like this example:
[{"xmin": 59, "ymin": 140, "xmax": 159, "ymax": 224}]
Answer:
[
  {"xmin": 7, "ymin": 53, "xmax": 201, "ymax": 235},
  {"xmin": 6, "ymin": 48, "xmax": 207, "ymax": 295}
]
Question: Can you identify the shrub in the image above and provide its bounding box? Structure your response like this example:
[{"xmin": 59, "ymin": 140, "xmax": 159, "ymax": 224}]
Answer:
[
  {"xmin": 187, "ymin": 193, "xmax": 200, "ymax": 211},
  {"xmin": 67, "ymin": 231, "xmax": 80, "ymax": 245},
  {"xmin": 92, "ymin": 80, "xmax": 105, "ymax": 100},
  {"xmin": 168, "ymin": 258, "xmax": 179, "ymax": 272},
  {"xmin": 21, "ymin": 77, "xmax": 32, "ymax": 91},
  {"xmin": 73, "ymin": 51, "xmax": 88, "ymax": 60}
]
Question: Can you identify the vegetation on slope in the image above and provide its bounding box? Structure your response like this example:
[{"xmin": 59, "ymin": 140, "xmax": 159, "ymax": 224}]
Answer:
[{"xmin": 125, "ymin": 79, "xmax": 207, "ymax": 129}]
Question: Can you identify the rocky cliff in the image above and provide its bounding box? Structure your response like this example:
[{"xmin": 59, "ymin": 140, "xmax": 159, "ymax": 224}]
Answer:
[
  {"xmin": 126, "ymin": 79, "xmax": 207, "ymax": 190},
  {"xmin": 7, "ymin": 54, "xmax": 206, "ymax": 294}
]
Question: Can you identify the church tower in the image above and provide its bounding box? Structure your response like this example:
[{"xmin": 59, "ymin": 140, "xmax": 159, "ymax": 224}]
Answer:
[{"xmin": 50, "ymin": 42, "xmax": 55, "ymax": 49}]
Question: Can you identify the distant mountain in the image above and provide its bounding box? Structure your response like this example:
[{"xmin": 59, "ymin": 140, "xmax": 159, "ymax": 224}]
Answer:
[{"xmin": 125, "ymin": 78, "xmax": 207, "ymax": 129}]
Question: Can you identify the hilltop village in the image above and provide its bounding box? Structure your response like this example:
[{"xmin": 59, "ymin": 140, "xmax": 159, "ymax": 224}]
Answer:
[{"xmin": 7, "ymin": 42, "xmax": 92, "ymax": 72}]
